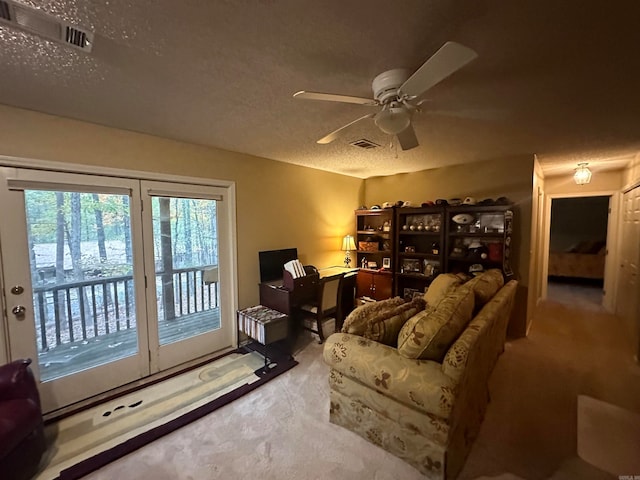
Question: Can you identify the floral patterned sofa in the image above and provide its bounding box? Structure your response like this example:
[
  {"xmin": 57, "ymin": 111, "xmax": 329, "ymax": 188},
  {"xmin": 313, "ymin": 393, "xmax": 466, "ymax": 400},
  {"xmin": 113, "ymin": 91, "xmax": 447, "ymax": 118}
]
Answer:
[{"xmin": 323, "ymin": 270, "xmax": 518, "ymax": 479}]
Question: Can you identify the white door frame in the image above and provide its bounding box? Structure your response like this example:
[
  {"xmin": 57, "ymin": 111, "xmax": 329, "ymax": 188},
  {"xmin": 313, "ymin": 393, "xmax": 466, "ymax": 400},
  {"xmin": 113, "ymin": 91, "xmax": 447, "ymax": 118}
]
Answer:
[
  {"xmin": 0, "ymin": 167, "xmax": 150, "ymax": 412},
  {"xmin": 0, "ymin": 155, "xmax": 238, "ymax": 410},
  {"xmin": 541, "ymin": 190, "xmax": 620, "ymax": 312},
  {"xmin": 140, "ymin": 180, "xmax": 235, "ymax": 373}
]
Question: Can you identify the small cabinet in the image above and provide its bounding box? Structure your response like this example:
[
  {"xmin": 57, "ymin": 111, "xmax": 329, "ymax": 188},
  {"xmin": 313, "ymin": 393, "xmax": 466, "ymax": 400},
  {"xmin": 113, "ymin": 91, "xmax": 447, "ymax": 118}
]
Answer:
[
  {"xmin": 394, "ymin": 207, "xmax": 446, "ymax": 299},
  {"xmin": 355, "ymin": 208, "xmax": 394, "ymax": 272},
  {"xmin": 356, "ymin": 269, "xmax": 393, "ymax": 301},
  {"xmin": 445, "ymin": 205, "xmax": 514, "ymax": 277}
]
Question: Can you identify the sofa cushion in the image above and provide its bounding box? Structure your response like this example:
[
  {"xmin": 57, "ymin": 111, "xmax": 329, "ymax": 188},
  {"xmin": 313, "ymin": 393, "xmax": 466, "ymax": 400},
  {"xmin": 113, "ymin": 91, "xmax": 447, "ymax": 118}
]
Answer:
[
  {"xmin": 465, "ymin": 269, "xmax": 504, "ymax": 308},
  {"xmin": 341, "ymin": 296, "xmax": 405, "ymax": 335},
  {"xmin": 424, "ymin": 273, "xmax": 463, "ymax": 307},
  {"xmin": 363, "ymin": 297, "xmax": 426, "ymax": 346},
  {"xmin": 398, "ymin": 286, "xmax": 475, "ymax": 361}
]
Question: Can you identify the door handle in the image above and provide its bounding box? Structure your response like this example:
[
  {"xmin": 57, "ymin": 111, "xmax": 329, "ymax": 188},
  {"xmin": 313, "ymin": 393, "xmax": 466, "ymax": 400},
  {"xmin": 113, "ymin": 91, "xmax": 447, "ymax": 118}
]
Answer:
[{"xmin": 12, "ymin": 305, "xmax": 26, "ymax": 318}]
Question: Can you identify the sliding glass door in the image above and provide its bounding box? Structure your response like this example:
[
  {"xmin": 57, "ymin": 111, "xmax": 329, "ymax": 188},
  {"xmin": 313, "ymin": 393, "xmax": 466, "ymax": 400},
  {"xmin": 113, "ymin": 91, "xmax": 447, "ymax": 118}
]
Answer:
[{"xmin": 0, "ymin": 168, "xmax": 235, "ymax": 413}]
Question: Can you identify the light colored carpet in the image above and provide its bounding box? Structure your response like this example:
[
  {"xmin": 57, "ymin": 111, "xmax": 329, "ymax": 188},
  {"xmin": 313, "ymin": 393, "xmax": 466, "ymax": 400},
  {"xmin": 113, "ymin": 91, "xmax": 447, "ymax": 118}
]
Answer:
[
  {"xmin": 72, "ymin": 297, "xmax": 640, "ymax": 480},
  {"xmin": 577, "ymin": 395, "xmax": 640, "ymax": 476},
  {"xmin": 80, "ymin": 336, "xmax": 428, "ymax": 480},
  {"xmin": 36, "ymin": 351, "xmax": 265, "ymax": 480}
]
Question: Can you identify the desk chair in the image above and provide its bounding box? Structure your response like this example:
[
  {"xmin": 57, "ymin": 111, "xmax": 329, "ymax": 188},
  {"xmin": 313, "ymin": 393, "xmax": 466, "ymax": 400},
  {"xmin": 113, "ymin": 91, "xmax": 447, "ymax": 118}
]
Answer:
[{"xmin": 299, "ymin": 274, "xmax": 343, "ymax": 344}]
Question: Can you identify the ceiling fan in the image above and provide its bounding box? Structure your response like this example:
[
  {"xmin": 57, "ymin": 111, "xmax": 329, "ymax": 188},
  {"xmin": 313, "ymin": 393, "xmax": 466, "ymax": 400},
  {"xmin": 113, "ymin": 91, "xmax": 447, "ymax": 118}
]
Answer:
[{"xmin": 293, "ymin": 41, "xmax": 478, "ymax": 151}]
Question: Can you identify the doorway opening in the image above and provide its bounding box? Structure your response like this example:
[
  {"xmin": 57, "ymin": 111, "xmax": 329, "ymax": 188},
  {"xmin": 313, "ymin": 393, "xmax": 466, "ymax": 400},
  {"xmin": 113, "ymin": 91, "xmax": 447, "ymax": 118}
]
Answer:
[{"xmin": 547, "ymin": 196, "xmax": 610, "ymax": 309}]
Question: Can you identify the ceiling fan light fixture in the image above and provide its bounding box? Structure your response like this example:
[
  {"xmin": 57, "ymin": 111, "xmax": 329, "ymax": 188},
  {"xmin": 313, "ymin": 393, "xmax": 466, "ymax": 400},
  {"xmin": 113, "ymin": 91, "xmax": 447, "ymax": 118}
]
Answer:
[
  {"xmin": 573, "ymin": 162, "xmax": 592, "ymax": 185},
  {"xmin": 374, "ymin": 106, "xmax": 411, "ymax": 135}
]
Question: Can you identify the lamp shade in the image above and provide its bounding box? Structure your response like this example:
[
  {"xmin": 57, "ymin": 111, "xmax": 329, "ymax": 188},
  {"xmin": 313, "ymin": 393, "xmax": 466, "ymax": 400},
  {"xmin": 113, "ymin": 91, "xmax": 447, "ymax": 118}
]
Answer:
[
  {"xmin": 341, "ymin": 235, "xmax": 356, "ymax": 251},
  {"xmin": 573, "ymin": 163, "xmax": 592, "ymax": 185}
]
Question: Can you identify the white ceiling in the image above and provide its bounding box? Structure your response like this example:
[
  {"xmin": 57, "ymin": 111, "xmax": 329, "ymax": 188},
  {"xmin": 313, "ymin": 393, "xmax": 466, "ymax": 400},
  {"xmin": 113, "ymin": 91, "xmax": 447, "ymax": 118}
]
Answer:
[{"xmin": 1, "ymin": 0, "xmax": 639, "ymax": 178}]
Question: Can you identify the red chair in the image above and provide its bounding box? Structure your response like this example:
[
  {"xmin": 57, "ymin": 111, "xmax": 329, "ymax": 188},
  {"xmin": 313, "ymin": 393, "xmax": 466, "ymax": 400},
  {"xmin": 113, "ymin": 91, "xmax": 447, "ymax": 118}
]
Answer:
[{"xmin": 0, "ymin": 358, "xmax": 46, "ymax": 480}]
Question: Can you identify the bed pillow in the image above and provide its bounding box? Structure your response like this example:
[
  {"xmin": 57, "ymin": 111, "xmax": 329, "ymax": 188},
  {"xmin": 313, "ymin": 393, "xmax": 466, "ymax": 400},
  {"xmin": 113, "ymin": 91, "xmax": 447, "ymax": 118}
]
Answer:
[{"xmin": 398, "ymin": 286, "xmax": 475, "ymax": 361}]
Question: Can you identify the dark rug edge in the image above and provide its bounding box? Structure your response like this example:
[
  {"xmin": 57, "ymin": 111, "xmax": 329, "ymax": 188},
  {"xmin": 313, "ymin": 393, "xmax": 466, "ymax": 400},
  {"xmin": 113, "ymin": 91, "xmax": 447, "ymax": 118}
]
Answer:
[{"xmin": 56, "ymin": 350, "xmax": 298, "ymax": 480}]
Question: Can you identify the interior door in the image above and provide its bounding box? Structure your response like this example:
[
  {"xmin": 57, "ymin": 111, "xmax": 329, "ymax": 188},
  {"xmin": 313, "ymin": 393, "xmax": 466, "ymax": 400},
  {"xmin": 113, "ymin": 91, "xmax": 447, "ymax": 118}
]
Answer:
[
  {"xmin": 140, "ymin": 181, "xmax": 234, "ymax": 372},
  {"xmin": 0, "ymin": 167, "xmax": 149, "ymax": 413},
  {"xmin": 617, "ymin": 187, "xmax": 640, "ymax": 358}
]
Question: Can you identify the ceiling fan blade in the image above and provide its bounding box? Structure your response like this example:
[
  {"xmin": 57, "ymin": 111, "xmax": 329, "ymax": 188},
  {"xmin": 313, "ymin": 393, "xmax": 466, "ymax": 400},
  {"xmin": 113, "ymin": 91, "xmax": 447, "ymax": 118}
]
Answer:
[
  {"xmin": 293, "ymin": 91, "xmax": 378, "ymax": 106},
  {"xmin": 399, "ymin": 42, "xmax": 478, "ymax": 98},
  {"xmin": 317, "ymin": 114, "xmax": 376, "ymax": 144},
  {"xmin": 396, "ymin": 123, "xmax": 419, "ymax": 151}
]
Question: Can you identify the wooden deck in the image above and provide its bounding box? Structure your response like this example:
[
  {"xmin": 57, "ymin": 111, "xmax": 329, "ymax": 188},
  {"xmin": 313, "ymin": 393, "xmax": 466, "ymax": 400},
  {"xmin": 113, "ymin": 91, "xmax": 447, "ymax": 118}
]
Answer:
[{"xmin": 38, "ymin": 308, "xmax": 221, "ymax": 381}]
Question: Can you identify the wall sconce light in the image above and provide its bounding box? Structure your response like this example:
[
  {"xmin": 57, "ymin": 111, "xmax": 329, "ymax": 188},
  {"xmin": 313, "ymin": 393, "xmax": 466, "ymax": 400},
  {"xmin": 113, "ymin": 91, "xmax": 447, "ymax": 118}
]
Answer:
[
  {"xmin": 341, "ymin": 235, "xmax": 356, "ymax": 268},
  {"xmin": 573, "ymin": 163, "xmax": 592, "ymax": 185}
]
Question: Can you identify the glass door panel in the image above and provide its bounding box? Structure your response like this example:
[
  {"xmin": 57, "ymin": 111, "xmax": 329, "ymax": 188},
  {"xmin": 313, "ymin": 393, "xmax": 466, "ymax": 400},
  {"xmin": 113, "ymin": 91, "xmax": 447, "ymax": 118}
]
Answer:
[
  {"xmin": 26, "ymin": 190, "xmax": 138, "ymax": 381},
  {"xmin": 150, "ymin": 196, "xmax": 220, "ymax": 345},
  {"xmin": 141, "ymin": 181, "xmax": 234, "ymax": 373},
  {"xmin": 0, "ymin": 168, "xmax": 149, "ymax": 413}
]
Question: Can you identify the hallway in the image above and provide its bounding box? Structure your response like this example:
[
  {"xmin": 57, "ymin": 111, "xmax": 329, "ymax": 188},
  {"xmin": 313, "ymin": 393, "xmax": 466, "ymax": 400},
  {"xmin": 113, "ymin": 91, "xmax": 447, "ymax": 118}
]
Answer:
[{"xmin": 460, "ymin": 292, "xmax": 640, "ymax": 479}]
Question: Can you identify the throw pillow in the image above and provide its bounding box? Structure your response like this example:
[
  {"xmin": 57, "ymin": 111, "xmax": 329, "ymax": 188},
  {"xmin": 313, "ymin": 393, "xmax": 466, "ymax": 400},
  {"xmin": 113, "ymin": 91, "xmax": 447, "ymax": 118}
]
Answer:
[
  {"xmin": 424, "ymin": 273, "xmax": 463, "ymax": 307},
  {"xmin": 398, "ymin": 286, "xmax": 475, "ymax": 361},
  {"xmin": 364, "ymin": 297, "xmax": 426, "ymax": 346},
  {"xmin": 464, "ymin": 269, "xmax": 504, "ymax": 307},
  {"xmin": 341, "ymin": 296, "xmax": 405, "ymax": 335}
]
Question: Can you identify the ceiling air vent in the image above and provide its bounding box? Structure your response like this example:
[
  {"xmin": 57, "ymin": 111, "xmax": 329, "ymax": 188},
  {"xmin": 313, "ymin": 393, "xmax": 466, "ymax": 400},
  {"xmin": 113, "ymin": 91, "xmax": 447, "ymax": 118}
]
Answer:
[
  {"xmin": 350, "ymin": 139, "xmax": 380, "ymax": 150},
  {"xmin": 0, "ymin": 0, "xmax": 94, "ymax": 52}
]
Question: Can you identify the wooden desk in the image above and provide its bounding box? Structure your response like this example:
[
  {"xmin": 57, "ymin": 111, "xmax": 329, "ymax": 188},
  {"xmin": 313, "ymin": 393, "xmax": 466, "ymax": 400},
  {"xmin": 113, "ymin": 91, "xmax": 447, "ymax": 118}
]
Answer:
[
  {"xmin": 258, "ymin": 266, "xmax": 358, "ymax": 330},
  {"xmin": 318, "ymin": 266, "xmax": 358, "ymax": 278}
]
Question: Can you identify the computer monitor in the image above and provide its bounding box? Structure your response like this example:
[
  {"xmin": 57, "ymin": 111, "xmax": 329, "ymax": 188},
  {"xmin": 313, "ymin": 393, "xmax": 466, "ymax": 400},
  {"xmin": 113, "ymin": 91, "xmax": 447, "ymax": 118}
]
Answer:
[{"xmin": 258, "ymin": 248, "xmax": 298, "ymax": 283}]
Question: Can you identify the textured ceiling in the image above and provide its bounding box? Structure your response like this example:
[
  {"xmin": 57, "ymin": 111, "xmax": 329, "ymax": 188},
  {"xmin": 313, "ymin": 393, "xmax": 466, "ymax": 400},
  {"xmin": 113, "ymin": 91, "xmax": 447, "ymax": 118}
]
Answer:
[{"xmin": 1, "ymin": 0, "xmax": 639, "ymax": 178}]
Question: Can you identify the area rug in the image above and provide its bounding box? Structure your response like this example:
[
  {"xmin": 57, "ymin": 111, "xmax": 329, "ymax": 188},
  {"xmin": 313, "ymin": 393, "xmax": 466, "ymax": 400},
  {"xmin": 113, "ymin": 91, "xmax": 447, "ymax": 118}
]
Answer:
[
  {"xmin": 36, "ymin": 344, "xmax": 297, "ymax": 480},
  {"xmin": 577, "ymin": 394, "xmax": 640, "ymax": 476}
]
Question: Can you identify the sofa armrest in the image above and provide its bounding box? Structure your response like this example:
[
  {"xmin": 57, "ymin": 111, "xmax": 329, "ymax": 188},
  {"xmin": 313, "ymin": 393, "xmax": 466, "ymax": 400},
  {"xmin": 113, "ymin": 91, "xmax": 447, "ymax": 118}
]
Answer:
[
  {"xmin": 323, "ymin": 333, "xmax": 457, "ymax": 419},
  {"xmin": 0, "ymin": 359, "xmax": 40, "ymax": 406}
]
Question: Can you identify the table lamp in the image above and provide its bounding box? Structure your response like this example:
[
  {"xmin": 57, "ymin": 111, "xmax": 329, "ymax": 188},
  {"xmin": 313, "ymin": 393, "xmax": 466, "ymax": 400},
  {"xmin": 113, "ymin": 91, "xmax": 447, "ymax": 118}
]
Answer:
[{"xmin": 341, "ymin": 235, "xmax": 356, "ymax": 268}]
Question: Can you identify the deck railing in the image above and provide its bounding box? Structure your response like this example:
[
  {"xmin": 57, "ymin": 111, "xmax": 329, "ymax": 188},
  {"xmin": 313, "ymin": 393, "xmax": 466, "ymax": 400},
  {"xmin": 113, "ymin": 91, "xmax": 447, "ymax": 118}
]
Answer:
[{"xmin": 33, "ymin": 267, "xmax": 219, "ymax": 351}]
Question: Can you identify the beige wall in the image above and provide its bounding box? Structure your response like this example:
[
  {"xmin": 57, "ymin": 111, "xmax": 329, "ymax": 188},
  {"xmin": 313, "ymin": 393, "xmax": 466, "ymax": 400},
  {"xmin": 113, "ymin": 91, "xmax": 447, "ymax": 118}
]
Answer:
[
  {"xmin": 363, "ymin": 155, "xmax": 535, "ymax": 336},
  {"xmin": 0, "ymin": 104, "xmax": 541, "ymax": 348},
  {"xmin": 623, "ymin": 153, "xmax": 640, "ymax": 189},
  {"xmin": 0, "ymin": 105, "xmax": 362, "ymax": 314},
  {"xmin": 544, "ymin": 169, "xmax": 624, "ymax": 194}
]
